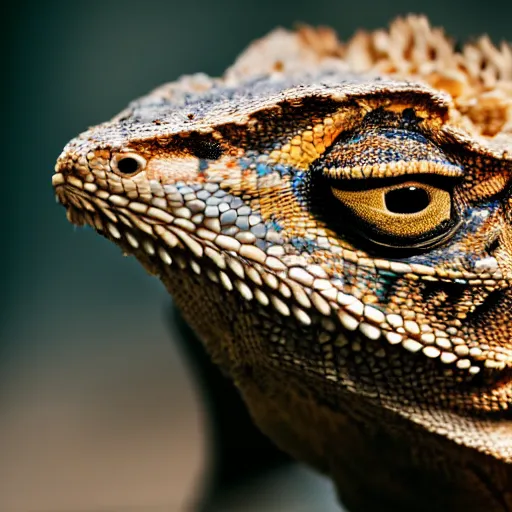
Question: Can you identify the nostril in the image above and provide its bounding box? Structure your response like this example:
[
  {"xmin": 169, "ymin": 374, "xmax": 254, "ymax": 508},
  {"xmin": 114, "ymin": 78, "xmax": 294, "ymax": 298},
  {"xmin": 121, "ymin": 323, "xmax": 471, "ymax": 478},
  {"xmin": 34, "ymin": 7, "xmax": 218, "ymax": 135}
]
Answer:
[
  {"xmin": 111, "ymin": 152, "xmax": 146, "ymax": 176},
  {"xmin": 117, "ymin": 157, "xmax": 140, "ymax": 174}
]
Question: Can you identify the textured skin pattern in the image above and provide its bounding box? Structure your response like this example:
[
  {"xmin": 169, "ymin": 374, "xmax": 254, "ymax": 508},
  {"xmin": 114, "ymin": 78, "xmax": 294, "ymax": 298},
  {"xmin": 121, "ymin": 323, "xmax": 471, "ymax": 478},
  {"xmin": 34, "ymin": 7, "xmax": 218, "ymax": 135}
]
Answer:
[{"xmin": 53, "ymin": 16, "xmax": 512, "ymax": 511}]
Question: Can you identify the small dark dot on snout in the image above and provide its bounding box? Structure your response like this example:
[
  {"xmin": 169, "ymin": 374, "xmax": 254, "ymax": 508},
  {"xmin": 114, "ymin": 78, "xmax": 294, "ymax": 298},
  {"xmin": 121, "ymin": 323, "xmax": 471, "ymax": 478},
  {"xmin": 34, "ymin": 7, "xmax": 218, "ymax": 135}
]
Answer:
[{"xmin": 117, "ymin": 157, "xmax": 141, "ymax": 174}]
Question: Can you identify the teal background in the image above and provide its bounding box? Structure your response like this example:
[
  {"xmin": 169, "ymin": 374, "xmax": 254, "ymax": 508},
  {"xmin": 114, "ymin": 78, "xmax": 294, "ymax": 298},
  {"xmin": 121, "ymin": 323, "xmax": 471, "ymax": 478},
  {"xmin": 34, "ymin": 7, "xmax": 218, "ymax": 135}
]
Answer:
[{"xmin": 2, "ymin": 2, "xmax": 510, "ymax": 511}]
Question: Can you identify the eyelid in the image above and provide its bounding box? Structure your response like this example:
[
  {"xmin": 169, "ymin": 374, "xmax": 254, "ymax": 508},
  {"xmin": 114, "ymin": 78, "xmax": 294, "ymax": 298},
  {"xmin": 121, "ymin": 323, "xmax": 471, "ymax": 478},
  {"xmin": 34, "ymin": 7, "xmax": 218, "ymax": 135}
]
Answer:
[
  {"xmin": 323, "ymin": 160, "xmax": 464, "ymax": 181},
  {"xmin": 320, "ymin": 126, "xmax": 464, "ymax": 181}
]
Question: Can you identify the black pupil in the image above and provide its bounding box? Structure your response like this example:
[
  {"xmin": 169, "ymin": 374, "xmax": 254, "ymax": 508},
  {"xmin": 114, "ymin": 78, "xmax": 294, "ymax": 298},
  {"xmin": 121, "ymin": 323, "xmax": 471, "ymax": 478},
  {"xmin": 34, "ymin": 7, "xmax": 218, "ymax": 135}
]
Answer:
[
  {"xmin": 117, "ymin": 157, "xmax": 139, "ymax": 174},
  {"xmin": 385, "ymin": 186, "xmax": 430, "ymax": 214}
]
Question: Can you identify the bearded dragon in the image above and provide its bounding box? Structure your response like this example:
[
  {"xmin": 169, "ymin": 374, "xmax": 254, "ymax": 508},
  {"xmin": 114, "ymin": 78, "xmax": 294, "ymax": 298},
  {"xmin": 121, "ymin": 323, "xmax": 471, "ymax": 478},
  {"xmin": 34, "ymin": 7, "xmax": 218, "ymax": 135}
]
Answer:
[{"xmin": 53, "ymin": 15, "xmax": 512, "ymax": 511}]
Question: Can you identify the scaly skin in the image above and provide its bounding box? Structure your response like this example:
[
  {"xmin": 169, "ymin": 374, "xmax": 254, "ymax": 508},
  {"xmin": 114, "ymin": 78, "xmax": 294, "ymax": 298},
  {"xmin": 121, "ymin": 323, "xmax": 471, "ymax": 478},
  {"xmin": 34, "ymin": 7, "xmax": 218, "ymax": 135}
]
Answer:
[{"xmin": 53, "ymin": 16, "xmax": 512, "ymax": 511}]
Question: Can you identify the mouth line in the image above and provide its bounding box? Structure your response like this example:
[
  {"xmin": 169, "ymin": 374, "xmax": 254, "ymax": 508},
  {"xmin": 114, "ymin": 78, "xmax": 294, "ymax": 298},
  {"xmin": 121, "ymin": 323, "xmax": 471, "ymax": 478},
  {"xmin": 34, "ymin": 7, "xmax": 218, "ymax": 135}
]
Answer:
[{"xmin": 54, "ymin": 178, "xmax": 510, "ymax": 287}]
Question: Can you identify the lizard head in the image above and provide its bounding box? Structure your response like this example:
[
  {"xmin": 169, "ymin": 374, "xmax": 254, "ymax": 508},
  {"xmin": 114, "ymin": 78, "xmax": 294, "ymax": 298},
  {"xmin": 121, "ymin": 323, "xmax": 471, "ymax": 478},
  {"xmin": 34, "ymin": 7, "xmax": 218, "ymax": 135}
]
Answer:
[{"xmin": 53, "ymin": 17, "xmax": 512, "ymax": 444}]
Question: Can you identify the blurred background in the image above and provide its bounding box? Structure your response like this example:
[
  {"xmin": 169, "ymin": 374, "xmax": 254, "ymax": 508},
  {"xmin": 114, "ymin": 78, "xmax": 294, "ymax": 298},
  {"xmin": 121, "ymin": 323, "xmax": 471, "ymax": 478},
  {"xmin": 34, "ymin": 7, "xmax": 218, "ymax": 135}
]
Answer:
[{"xmin": 2, "ymin": 1, "xmax": 510, "ymax": 511}]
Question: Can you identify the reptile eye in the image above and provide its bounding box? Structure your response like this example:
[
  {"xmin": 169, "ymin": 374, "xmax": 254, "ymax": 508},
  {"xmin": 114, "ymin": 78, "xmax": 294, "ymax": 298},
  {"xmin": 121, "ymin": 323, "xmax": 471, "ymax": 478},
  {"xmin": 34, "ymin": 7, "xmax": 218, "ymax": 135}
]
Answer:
[
  {"xmin": 331, "ymin": 181, "xmax": 453, "ymax": 244},
  {"xmin": 385, "ymin": 186, "xmax": 430, "ymax": 214},
  {"xmin": 111, "ymin": 153, "xmax": 146, "ymax": 176}
]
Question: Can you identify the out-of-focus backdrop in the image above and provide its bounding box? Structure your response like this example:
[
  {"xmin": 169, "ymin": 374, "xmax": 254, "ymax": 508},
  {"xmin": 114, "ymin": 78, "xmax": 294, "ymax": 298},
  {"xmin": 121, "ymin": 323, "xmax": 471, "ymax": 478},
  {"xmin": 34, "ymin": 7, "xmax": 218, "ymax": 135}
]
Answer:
[{"xmin": 2, "ymin": 2, "xmax": 510, "ymax": 511}]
